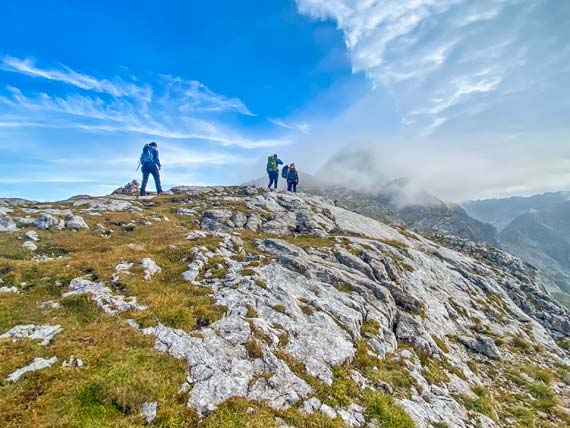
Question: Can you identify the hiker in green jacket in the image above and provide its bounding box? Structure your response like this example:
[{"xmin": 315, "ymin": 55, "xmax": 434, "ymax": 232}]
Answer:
[{"xmin": 266, "ymin": 154, "xmax": 283, "ymax": 190}]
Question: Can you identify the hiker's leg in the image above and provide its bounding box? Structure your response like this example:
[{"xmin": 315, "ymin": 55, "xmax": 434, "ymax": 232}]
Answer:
[
  {"xmin": 287, "ymin": 182, "xmax": 291, "ymax": 192},
  {"xmin": 269, "ymin": 172, "xmax": 277, "ymax": 189},
  {"xmin": 293, "ymin": 182, "xmax": 297, "ymax": 193},
  {"xmin": 273, "ymin": 173, "xmax": 279, "ymax": 189},
  {"xmin": 140, "ymin": 167, "xmax": 150, "ymax": 196},
  {"xmin": 267, "ymin": 173, "xmax": 272, "ymax": 188},
  {"xmin": 151, "ymin": 166, "xmax": 162, "ymax": 194}
]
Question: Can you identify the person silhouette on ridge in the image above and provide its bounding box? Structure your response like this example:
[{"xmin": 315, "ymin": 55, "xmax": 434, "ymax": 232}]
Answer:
[
  {"xmin": 139, "ymin": 142, "xmax": 162, "ymax": 196},
  {"xmin": 266, "ymin": 153, "xmax": 283, "ymax": 190}
]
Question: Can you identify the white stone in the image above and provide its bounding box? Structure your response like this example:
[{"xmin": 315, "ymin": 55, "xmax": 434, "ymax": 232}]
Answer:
[
  {"xmin": 141, "ymin": 258, "xmax": 161, "ymax": 280},
  {"xmin": 40, "ymin": 300, "xmax": 61, "ymax": 309},
  {"xmin": 22, "ymin": 240, "xmax": 38, "ymax": 251},
  {"xmin": 141, "ymin": 401, "xmax": 158, "ymax": 424},
  {"xmin": 7, "ymin": 357, "xmax": 58, "ymax": 382},
  {"xmin": 25, "ymin": 230, "xmax": 39, "ymax": 241},
  {"xmin": 302, "ymin": 397, "xmax": 322, "ymax": 414},
  {"xmin": 63, "ymin": 277, "xmax": 146, "ymax": 315},
  {"xmin": 0, "ymin": 324, "xmax": 62, "ymax": 346},
  {"xmin": 319, "ymin": 404, "xmax": 337, "ymax": 419},
  {"xmin": 62, "ymin": 356, "xmax": 84, "ymax": 368},
  {"xmin": 34, "ymin": 213, "xmax": 64, "ymax": 230},
  {"xmin": 64, "ymin": 214, "xmax": 89, "ymax": 229},
  {"xmin": 0, "ymin": 216, "xmax": 18, "ymax": 232}
]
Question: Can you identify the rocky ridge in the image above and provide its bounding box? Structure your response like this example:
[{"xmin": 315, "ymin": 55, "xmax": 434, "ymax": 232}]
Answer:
[{"xmin": 0, "ymin": 186, "xmax": 569, "ymax": 427}]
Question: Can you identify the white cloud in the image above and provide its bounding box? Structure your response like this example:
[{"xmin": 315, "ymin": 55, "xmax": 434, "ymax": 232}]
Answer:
[
  {"xmin": 291, "ymin": 0, "xmax": 570, "ymax": 200},
  {"xmin": 295, "ymin": 0, "xmax": 545, "ymax": 136},
  {"xmin": 163, "ymin": 75, "xmax": 254, "ymax": 116},
  {"xmin": 1, "ymin": 56, "xmax": 151, "ymax": 101},
  {"xmin": 0, "ymin": 57, "xmax": 286, "ymax": 149},
  {"xmin": 268, "ymin": 117, "xmax": 310, "ymax": 134}
]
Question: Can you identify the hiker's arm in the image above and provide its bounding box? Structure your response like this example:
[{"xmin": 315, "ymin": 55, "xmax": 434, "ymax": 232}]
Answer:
[
  {"xmin": 277, "ymin": 159, "xmax": 283, "ymax": 166},
  {"xmin": 155, "ymin": 149, "xmax": 161, "ymax": 169}
]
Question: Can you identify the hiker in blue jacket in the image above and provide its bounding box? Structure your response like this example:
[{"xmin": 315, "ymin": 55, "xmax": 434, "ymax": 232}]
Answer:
[
  {"xmin": 139, "ymin": 142, "xmax": 163, "ymax": 196},
  {"xmin": 286, "ymin": 163, "xmax": 299, "ymax": 193},
  {"xmin": 266, "ymin": 154, "xmax": 283, "ymax": 190}
]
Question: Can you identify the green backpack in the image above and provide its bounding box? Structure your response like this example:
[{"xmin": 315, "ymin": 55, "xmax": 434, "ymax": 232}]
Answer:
[{"xmin": 267, "ymin": 156, "xmax": 277, "ymax": 172}]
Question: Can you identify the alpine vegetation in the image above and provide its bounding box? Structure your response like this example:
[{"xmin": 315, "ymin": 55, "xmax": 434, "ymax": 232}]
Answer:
[{"xmin": 1, "ymin": 185, "xmax": 569, "ymax": 427}]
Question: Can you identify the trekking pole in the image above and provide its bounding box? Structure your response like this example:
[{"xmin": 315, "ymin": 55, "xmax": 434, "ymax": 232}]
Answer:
[{"xmin": 136, "ymin": 161, "xmax": 141, "ymax": 172}]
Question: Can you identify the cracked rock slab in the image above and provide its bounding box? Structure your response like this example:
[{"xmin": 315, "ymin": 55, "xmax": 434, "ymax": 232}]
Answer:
[
  {"xmin": 7, "ymin": 357, "xmax": 58, "ymax": 382},
  {"xmin": 0, "ymin": 324, "xmax": 62, "ymax": 346},
  {"xmin": 63, "ymin": 277, "xmax": 146, "ymax": 315}
]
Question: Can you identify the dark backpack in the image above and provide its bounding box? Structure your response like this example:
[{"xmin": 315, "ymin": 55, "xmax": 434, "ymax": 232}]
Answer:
[
  {"xmin": 140, "ymin": 145, "xmax": 154, "ymax": 165},
  {"xmin": 281, "ymin": 165, "xmax": 289, "ymax": 178}
]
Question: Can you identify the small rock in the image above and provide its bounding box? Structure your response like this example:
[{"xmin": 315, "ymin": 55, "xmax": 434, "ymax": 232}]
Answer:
[
  {"xmin": 302, "ymin": 397, "xmax": 322, "ymax": 414},
  {"xmin": 141, "ymin": 401, "xmax": 157, "ymax": 424},
  {"xmin": 0, "ymin": 286, "xmax": 19, "ymax": 293},
  {"xmin": 25, "ymin": 230, "xmax": 39, "ymax": 241},
  {"xmin": 338, "ymin": 404, "xmax": 365, "ymax": 427},
  {"xmin": 186, "ymin": 230, "xmax": 209, "ymax": 240},
  {"xmin": 22, "ymin": 241, "xmax": 38, "ymax": 251},
  {"xmin": 177, "ymin": 208, "xmax": 198, "ymax": 216},
  {"xmin": 128, "ymin": 243, "xmax": 144, "ymax": 251},
  {"xmin": 126, "ymin": 319, "xmax": 141, "ymax": 329},
  {"xmin": 62, "ymin": 355, "xmax": 84, "ymax": 368},
  {"xmin": 141, "ymin": 258, "xmax": 161, "ymax": 280},
  {"xmin": 115, "ymin": 261, "xmax": 134, "ymax": 274},
  {"xmin": 40, "ymin": 300, "xmax": 61, "ymax": 309},
  {"xmin": 320, "ymin": 404, "xmax": 337, "ymax": 419}
]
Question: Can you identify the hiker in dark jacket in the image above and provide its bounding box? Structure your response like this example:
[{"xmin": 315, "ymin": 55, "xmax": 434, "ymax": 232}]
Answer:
[
  {"xmin": 140, "ymin": 142, "xmax": 162, "ymax": 196},
  {"xmin": 286, "ymin": 163, "xmax": 299, "ymax": 193},
  {"xmin": 266, "ymin": 154, "xmax": 283, "ymax": 190}
]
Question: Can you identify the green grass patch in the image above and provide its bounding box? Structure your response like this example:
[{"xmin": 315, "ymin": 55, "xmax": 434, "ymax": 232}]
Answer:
[{"xmin": 365, "ymin": 393, "xmax": 415, "ymax": 428}]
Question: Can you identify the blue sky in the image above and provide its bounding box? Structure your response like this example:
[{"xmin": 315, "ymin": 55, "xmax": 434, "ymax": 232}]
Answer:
[{"xmin": 0, "ymin": 0, "xmax": 569, "ymax": 201}]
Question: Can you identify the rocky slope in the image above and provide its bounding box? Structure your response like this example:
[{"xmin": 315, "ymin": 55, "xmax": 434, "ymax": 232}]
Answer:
[
  {"xmin": 314, "ymin": 148, "xmax": 501, "ymax": 247},
  {"xmin": 464, "ymin": 193, "xmax": 570, "ymax": 295},
  {"xmin": 1, "ymin": 187, "xmax": 570, "ymax": 428}
]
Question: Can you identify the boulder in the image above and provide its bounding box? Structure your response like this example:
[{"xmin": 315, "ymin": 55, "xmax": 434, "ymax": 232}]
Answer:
[
  {"xmin": 112, "ymin": 180, "xmax": 140, "ymax": 196},
  {"xmin": 0, "ymin": 216, "xmax": 18, "ymax": 232},
  {"xmin": 64, "ymin": 214, "xmax": 89, "ymax": 229},
  {"xmin": 458, "ymin": 335, "xmax": 500, "ymax": 359},
  {"xmin": 34, "ymin": 213, "xmax": 64, "ymax": 230},
  {"xmin": 201, "ymin": 209, "xmax": 234, "ymax": 232}
]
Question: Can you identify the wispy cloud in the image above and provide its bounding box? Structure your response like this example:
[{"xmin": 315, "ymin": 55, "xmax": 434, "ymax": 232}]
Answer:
[
  {"xmin": 163, "ymin": 75, "xmax": 254, "ymax": 116},
  {"xmin": 268, "ymin": 117, "xmax": 310, "ymax": 134},
  {"xmin": 1, "ymin": 56, "xmax": 151, "ymax": 100},
  {"xmin": 0, "ymin": 56, "xmax": 287, "ymax": 149}
]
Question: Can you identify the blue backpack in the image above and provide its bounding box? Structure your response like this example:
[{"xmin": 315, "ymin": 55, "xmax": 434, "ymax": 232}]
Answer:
[
  {"xmin": 140, "ymin": 145, "xmax": 154, "ymax": 165},
  {"xmin": 281, "ymin": 165, "xmax": 289, "ymax": 179}
]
